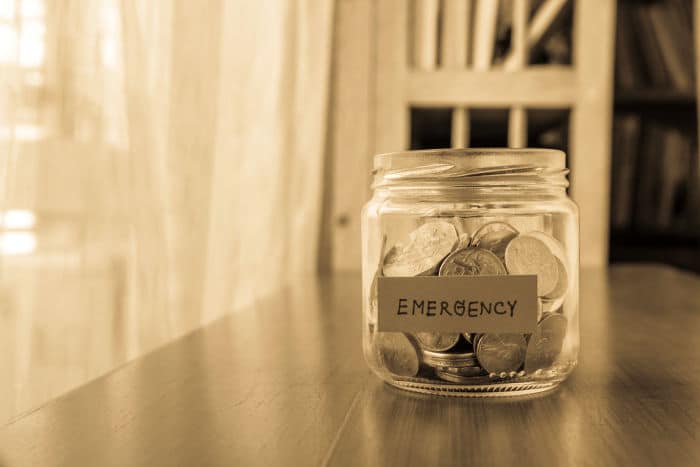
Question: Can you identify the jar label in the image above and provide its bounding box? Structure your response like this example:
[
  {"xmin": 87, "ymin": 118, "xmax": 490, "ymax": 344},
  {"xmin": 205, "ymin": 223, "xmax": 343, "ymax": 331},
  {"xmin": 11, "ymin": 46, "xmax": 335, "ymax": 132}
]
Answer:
[{"xmin": 377, "ymin": 276, "xmax": 538, "ymax": 333}]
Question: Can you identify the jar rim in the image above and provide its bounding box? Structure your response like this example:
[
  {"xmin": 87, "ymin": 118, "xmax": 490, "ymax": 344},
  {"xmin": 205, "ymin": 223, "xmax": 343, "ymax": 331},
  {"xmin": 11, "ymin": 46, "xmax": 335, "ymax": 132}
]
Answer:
[
  {"xmin": 374, "ymin": 148, "xmax": 565, "ymax": 172},
  {"xmin": 372, "ymin": 148, "xmax": 568, "ymax": 191}
]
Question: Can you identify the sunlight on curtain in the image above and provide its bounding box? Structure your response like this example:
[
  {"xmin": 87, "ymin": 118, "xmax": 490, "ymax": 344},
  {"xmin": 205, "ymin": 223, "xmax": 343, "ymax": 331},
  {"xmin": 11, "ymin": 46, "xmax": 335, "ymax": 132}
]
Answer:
[{"xmin": 0, "ymin": 0, "xmax": 333, "ymax": 424}]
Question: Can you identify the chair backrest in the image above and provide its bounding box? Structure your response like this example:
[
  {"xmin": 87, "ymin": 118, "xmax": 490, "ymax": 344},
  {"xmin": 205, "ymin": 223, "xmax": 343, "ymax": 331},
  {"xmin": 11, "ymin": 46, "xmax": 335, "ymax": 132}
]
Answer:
[{"xmin": 326, "ymin": 0, "xmax": 616, "ymax": 269}]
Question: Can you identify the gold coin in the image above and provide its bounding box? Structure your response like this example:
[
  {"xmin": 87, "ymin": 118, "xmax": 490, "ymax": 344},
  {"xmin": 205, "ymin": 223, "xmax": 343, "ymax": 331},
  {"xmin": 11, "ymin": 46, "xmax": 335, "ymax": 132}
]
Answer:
[
  {"xmin": 415, "ymin": 332, "xmax": 461, "ymax": 352},
  {"xmin": 504, "ymin": 234, "xmax": 558, "ymax": 296},
  {"xmin": 524, "ymin": 313, "xmax": 567, "ymax": 373},
  {"xmin": 383, "ymin": 221, "xmax": 458, "ymax": 277},
  {"xmin": 471, "ymin": 221, "xmax": 519, "ymax": 259},
  {"xmin": 475, "ymin": 333, "xmax": 527, "ymax": 374},
  {"xmin": 438, "ymin": 247, "xmax": 507, "ymax": 276},
  {"xmin": 374, "ymin": 332, "xmax": 421, "ymax": 377}
]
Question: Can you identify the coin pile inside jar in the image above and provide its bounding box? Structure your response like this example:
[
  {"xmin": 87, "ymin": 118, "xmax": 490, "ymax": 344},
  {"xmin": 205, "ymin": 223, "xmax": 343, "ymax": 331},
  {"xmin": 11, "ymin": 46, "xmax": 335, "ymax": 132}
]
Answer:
[{"xmin": 372, "ymin": 219, "xmax": 570, "ymax": 383}]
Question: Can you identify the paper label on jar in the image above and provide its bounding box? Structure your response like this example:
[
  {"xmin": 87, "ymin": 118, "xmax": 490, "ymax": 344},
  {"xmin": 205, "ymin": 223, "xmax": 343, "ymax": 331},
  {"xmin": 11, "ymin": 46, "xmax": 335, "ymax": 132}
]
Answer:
[{"xmin": 377, "ymin": 276, "xmax": 538, "ymax": 333}]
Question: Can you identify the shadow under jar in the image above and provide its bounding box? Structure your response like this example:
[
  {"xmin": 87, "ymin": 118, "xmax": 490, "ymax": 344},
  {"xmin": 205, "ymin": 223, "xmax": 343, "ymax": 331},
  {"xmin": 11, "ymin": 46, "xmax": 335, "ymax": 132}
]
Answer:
[{"xmin": 361, "ymin": 148, "xmax": 579, "ymax": 397}]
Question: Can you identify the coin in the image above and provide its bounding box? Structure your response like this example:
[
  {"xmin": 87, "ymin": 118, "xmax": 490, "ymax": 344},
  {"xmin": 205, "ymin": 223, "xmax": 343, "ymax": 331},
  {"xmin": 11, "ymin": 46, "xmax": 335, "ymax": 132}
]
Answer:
[
  {"xmin": 504, "ymin": 234, "xmax": 559, "ymax": 296},
  {"xmin": 506, "ymin": 216, "xmax": 546, "ymax": 234},
  {"xmin": 435, "ymin": 368, "xmax": 484, "ymax": 383},
  {"xmin": 383, "ymin": 221, "xmax": 458, "ymax": 277},
  {"xmin": 545, "ymin": 257, "xmax": 569, "ymax": 300},
  {"xmin": 449, "ymin": 216, "xmax": 466, "ymax": 235},
  {"xmin": 456, "ymin": 232, "xmax": 471, "ymax": 250},
  {"xmin": 475, "ymin": 333, "xmax": 527, "ymax": 374},
  {"xmin": 368, "ymin": 235, "xmax": 388, "ymax": 320},
  {"xmin": 422, "ymin": 350, "xmax": 479, "ymax": 368},
  {"xmin": 525, "ymin": 231, "xmax": 569, "ymax": 300},
  {"xmin": 471, "ymin": 221, "xmax": 519, "ymax": 259},
  {"xmin": 438, "ymin": 366, "xmax": 485, "ymax": 377},
  {"xmin": 524, "ymin": 313, "xmax": 568, "ymax": 373},
  {"xmin": 374, "ymin": 332, "xmax": 421, "ymax": 377},
  {"xmin": 470, "ymin": 333, "xmax": 482, "ymax": 349},
  {"xmin": 415, "ymin": 332, "xmax": 461, "ymax": 352},
  {"xmin": 438, "ymin": 247, "xmax": 507, "ymax": 276}
]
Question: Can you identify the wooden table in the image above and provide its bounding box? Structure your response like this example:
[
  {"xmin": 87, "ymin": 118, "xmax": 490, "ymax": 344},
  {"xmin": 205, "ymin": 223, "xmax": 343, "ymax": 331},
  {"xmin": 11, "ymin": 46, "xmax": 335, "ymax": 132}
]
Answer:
[{"xmin": 1, "ymin": 265, "xmax": 699, "ymax": 467}]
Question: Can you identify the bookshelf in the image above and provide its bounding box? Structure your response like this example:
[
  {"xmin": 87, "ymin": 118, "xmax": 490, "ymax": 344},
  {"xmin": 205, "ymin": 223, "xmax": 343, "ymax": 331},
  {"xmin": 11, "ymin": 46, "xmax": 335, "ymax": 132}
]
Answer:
[
  {"xmin": 615, "ymin": 90, "xmax": 696, "ymax": 107},
  {"xmin": 609, "ymin": 0, "xmax": 700, "ymax": 272}
]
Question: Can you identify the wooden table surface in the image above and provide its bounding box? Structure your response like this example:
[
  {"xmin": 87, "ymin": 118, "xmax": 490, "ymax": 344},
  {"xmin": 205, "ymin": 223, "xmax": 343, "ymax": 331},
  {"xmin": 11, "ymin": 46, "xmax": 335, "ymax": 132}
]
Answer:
[{"xmin": 1, "ymin": 264, "xmax": 699, "ymax": 467}]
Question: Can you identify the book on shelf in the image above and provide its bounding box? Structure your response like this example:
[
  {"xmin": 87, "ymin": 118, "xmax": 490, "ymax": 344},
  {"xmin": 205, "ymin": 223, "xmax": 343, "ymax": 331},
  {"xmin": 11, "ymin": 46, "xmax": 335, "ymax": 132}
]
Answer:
[
  {"xmin": 610, "ymin": 114, "xmax": 641, "ymax": 229},
  {"xmin": 611, "ymin": 114, "xmax": 699, "ymax": 235},
  {"xmin": 615, "ymin": 0, "xmax": 696, "ymax": 92},
  {"xmin": 657, "ymin": 128, "xmax": 689, "ymax": 229},
  {"xmin": 616, "ymin": 3, "xmax": 645, "ymax": 89}
]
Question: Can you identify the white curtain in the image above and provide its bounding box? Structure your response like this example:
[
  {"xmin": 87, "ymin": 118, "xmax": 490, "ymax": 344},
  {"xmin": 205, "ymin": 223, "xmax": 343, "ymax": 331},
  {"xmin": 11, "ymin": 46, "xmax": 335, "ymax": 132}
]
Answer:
[{"xmin": 0, "ymin": 0, "xmax": 334, "ymax": 423}]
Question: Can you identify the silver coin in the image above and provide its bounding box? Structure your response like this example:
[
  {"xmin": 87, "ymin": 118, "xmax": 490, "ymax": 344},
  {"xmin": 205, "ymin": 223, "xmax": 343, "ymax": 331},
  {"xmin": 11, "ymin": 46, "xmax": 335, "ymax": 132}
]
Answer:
[
  {"xmin": 368, "ymin": 235, "xmax": 388, "ymax": 321},
  {"xmin": 462, "ymin": 332, "xmax": 474, "ymax": 344},
  {"xmin": 525, "ymin": 231, "xmax": 570, "ymax": 301},
  {"xmin": 383, "ymin": 221, "xmax": 458, "ymax": 277},
  {"xmin": 524, "ymin": 313, "xmax": 568, "ymax": 373},
  {"xmin": 415, "ymin": 332, "xmax": 461, "ymax": 352},
  {"xmin": 435, "ymin": 368, "xmax": 484, "ymax": 383},
  {"xmin": 374, "ymin": 332, "xmax": 421, "ymax": 377},
  {"xmin": 504, "ymin": 234, "xmax": 559, "ymax": 296},
  {"xmin": 449, "ymin": 216, "xmax": 466, "ymax": 236},
  {"xmin": 438, "ymin": 366, "xmax": 485, "ymax": 377},
  {"xmin": 471, "ymin": 221, "xmax": 519, "ymax": 259},
  {"xmin": 470, "ymin": 333, "xmax": 482, "ymax": 349},
  {"xmin": 475, "ymin": 333, "xmax": 527, "ymax": 374},
  {"xmin": 438, "ymin": 247, "xmax": 507, "ymax": 276},
  {"xmin": 456, "ymin": 232, "xmax": 471, "ymax": 250},
  {"xmin": 545, "ymin": 257, "xmax": 569, "ymax": 300},
  {"xmin": 422, "ymin": 350, "xmax": 479, "ymax": 368}
]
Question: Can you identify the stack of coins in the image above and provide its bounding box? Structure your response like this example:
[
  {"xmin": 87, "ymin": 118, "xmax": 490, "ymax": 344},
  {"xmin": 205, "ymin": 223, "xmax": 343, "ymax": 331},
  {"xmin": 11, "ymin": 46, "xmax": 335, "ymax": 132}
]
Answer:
[
  {"xmin": 423, "ymin": 344, "xmax": 486, "ymax": 382},
  {"xmin": 371, "ymin": 219, "xmax": 571, "ymax": 383}
]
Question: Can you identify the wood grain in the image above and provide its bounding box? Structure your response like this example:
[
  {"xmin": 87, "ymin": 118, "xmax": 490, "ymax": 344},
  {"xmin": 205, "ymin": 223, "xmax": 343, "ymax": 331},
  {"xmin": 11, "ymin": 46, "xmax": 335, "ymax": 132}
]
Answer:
[
  {"xmin": 507, "ymin": 0, "xmax": 529, "ymax": 149},
  {"xmin": 327, "ymin": 0, "xmax": 374, "ymax": 271},
  {"xmin": 441, "ymin": 0, "xmax": 471, "ymax": 149},
  {"xmin": 407, "ymin": 68, "xmax": 576, "ymax": 106},
  {"xmin": 440, "ymin": 0, "xmax": 471, "ymax": 69},
  {"xmin": 2, "ymin": 265, "xmax": 700, "ymax": 467},
  {"xmin": 412, "ymin": 0, "xmax": 439, "ymax": 70},
  {"xmin": 570, "ymin": 0, "xmax": 616, "ymax": 267},
  {"xmin": 375, "ymin": 0, "xmax": 409, "ymax": 154}
]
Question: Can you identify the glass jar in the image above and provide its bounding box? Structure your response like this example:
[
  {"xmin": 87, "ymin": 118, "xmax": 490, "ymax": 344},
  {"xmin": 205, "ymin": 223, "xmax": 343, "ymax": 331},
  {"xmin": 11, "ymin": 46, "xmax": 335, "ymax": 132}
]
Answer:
[{"xmin": 361, "ymin": 148, "xmax": 579, "ymax": 396}]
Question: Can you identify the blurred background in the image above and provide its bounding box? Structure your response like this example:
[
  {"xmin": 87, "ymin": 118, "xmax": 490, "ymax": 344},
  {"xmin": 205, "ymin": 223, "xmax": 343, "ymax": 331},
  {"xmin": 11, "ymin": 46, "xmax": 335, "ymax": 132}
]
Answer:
[{"xmin": 0, "ymin": 0, "xmax": 697, "ymax": 424}]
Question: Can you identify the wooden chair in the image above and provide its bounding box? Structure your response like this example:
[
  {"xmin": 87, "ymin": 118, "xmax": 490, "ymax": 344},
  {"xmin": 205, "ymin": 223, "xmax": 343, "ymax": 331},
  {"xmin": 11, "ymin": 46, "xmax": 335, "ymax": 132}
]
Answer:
[{"xmin": 327, "ymin": 0, "xmax": 616, "ymax": 269}]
